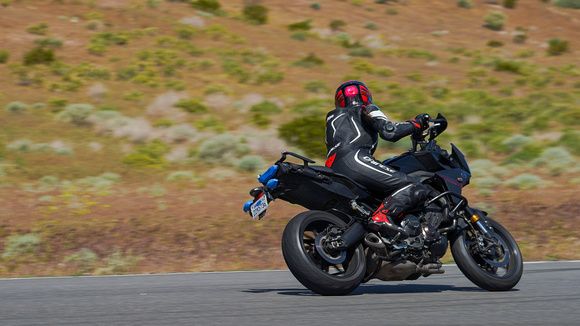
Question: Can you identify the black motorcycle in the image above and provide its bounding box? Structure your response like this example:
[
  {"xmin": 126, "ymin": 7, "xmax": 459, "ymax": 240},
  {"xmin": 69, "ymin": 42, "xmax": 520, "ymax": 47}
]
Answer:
[{"xmin": 243, "ymin": 113, "xmax": 523, "ymax": 295}]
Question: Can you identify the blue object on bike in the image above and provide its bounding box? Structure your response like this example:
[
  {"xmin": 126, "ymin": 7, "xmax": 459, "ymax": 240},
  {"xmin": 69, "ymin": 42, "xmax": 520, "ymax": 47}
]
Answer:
[
  {"xmin": 258, "ymin": 165, "xmax": 278, "ymax": 184},
  {"xmin": 266, "ymin": 178, "xmax": 278, "ymax": 190},
  {"xmin": 243, "ymin": 200, "xmax": 253, "ymax": 213}
]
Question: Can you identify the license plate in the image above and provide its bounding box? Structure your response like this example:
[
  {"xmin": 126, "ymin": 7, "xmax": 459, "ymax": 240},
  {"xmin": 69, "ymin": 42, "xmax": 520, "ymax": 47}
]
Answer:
[{"xmin": 250, "ymin": 195, "xmax": 268, "ymax": 219}]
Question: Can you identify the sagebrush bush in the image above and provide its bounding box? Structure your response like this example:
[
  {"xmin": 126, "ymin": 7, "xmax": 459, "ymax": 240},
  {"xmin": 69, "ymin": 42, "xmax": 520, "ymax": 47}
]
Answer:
[
  {"xmin": 2, "ymin": 234, "xmax": 41, "ymax": 260},
  {"xmin": 501, "ymin": 134, "xmax": 532, "ymax": 153},
  {"xmin": 167, "ymin": 171, "xmax": 196, "ymax": 182},
  {"xmin": 55, "ymin": 104, "xmax": 94, "ymax": 125},
  {"xmin": 64, "ymin": 248, "xmax": 98, "ymax": 273},
  {"xmin": 483, "ymin": 10, "xmax": 506, "ymax": 31},
  {"xmin": 503, "ymin": 0, "xmax": 517, "ymax": 8},
  {"xmin": 7, "ymin": 139, "xmax": 32, "ymax": 152},
  {"xmin": 504, "ymin": 174, "xmax": 547, "ymax": 190},
  {"xmin": 166, "ymin": 124, "xmax": 197, "ymax": 143},
  {"xmin": 5, "ymin": 101, "xmax": 29, "ymax": 113},
  {"xmin": 197, "ymin": 133, "xmax": 249, "ymax": 163},
  {"xmin": 236, "ymin": 155, "xmax": 265, "ymax": 172},
  {"xmin": 535, "ymin": 147, "xmax": 578, "ymax": 176}
]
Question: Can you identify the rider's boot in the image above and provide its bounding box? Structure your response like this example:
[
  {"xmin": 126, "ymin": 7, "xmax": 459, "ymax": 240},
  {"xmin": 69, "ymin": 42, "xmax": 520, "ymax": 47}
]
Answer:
[{"xmin": 367, "ymin": 184, "xmax": 428, "ymax": 239}]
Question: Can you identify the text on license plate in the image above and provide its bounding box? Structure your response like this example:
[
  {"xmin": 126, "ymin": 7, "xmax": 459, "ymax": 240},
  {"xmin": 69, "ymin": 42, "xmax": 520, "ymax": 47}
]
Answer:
[{"xmin": 250, "ymin": 196, "xmax": 268, "ymax": 219}]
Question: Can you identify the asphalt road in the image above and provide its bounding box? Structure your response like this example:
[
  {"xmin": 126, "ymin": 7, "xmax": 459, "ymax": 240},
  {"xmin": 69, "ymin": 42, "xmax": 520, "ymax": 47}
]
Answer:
[{"xmin": 1, "ymin": 261, "xmax": 579, "ymax": 326}]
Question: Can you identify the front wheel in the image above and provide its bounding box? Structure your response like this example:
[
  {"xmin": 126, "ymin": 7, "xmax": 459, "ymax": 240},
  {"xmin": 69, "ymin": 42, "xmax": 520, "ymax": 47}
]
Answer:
[
  {"xmin": 281, "ymin": 211, "xmax": 366, "ymax": 295},
  {"xmin": 451, "ymin": 216, "xmax": 523, "ymax": 291}
]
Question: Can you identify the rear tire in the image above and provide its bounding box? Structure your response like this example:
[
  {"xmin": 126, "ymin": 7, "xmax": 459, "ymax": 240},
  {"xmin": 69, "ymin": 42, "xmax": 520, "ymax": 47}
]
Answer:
[
  {"xmin": 282, "ymin": 211, "xmax": 366, "ymax": 295},
  {"xmin": 451, "ymin": 217, "xmax": 523, "ymax": 291}
]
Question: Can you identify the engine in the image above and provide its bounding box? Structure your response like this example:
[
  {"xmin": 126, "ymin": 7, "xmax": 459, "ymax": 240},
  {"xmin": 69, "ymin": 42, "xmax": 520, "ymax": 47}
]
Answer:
[{"xmin": 363, "ymin": 203, "xmax": 449, "ymax": 282}]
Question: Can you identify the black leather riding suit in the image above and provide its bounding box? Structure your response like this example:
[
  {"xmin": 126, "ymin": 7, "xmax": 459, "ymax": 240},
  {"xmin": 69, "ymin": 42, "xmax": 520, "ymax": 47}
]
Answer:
[
  {"xmin": 324, "ymin": 104, "xmax": 418, "ymax": 194},
  {"xmin": 324, "ymin": 104, "xmax": 428, "ymax": 231}
]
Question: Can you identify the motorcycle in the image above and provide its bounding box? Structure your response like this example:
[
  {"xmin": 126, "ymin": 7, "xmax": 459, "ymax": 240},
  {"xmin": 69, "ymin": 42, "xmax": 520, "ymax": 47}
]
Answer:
[{"xmin": 243, "ymin": 113, "xmax": 523, "ymax": 295}]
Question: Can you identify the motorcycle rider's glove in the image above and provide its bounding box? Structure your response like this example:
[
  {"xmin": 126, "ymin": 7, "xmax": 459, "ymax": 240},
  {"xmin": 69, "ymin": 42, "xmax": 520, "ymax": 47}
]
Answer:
[
  {"xmin": 362, "ymin": 104, "xmax": 388, "ymax": 121},
  {"xmin": 408, "ymin": 113, "xmax": 430, "ymax": 133}
]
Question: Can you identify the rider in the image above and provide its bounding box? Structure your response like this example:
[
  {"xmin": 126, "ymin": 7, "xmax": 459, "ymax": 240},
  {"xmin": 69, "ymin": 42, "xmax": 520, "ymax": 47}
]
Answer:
[{"xmin": 325, "ymin": 80, "xmax": 430, "ymax": 238}]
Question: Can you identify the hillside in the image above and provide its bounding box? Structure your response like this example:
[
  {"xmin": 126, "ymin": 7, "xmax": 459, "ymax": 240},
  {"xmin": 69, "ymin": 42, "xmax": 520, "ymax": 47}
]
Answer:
[{"xmin": 0, "ymin": 0, "xmax": 580, "ymax": 277}]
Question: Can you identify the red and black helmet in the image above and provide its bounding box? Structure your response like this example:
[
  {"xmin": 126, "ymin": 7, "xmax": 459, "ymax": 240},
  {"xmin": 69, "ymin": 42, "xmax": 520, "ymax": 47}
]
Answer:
[{"xmin": 334, "ymin": 80, "xmax": 372, "ymax": 108}]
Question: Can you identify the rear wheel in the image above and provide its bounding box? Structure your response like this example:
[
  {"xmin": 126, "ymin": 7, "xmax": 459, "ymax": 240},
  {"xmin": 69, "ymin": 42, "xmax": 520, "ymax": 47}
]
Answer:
[
  {"xmin": 281, "ymin": 211, "xmax": 366, "ymax": 295},
  {"xmin": 451, "ymin": 216, "xmax": 523, "ymax": 291}
]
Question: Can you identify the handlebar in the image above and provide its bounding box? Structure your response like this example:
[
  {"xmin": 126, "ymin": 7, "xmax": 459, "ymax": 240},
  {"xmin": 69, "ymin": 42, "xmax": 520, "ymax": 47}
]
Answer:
[{"xmin": 411, "ymin": 113, "xmax": 448, "ymax": 152}]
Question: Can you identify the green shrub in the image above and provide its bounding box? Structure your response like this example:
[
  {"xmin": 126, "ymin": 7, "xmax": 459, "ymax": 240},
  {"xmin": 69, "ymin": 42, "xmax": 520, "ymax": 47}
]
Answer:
[
  {"xmin": 64, "ymin": 248, "xmax": 98, "ymax": 273},
  {"xmin": 175, "ymin": 24, "xmax": 198, "ymax": 40},
  {"xmin": 34, "ymin": 38, "xmax": 63, "ymax": 48},
  {"xmin": 190, "ymin": 0, "xmax": 221, "ymax": 12},
  {"xmin": 26, "ymin": 22, "xmax": 49, "ymax": 35},
  {"xmin": 504, "ymin": 174, "xmax": 546, "ymax": 190},
  {"xmin": 501, "ymin": 134, "xmax": 531, "ymax": 153},
  {"xmin": 87, "ymin": 43, "xmax": 109, "ymax": 56},
  {"xmin": 91, "ymin": 31, "xmax": 129, "ymax": 46},
  {"xmin": 329, "ymin": 20, "xmax": 346, "ymax": 31},
  {"xmin": 304, "ymin": 80, "xmax": 330, "ymax": 93},
  {"xmin": 310, "ymin": 2, "xmax": 321, "ymax": 9},
  {"xmin": 291, "ymin": 32, "xmax": 308, "ymax": 41},
  {"xmin": 23, "ymin": 46, "xmax": 56, "ymax": 65},
  {"xmin": 250, "ymin": 101, "xmax": 282, "ymax": 114},
  {"xmin": 243, "ymin": 4, "xmax": 268, "ymax": 24},
  {"xmin": 197, "ymin": 133, "xmax": 249, "ymax": 162},
  {"xmin": 122, "ymin": 139, "xmax": 170, "ymax": 169},
  {"xmin": 153, "ymin": 118, "xmax": 175, "ymax": 128},
  {"xmin": 237, "ymin": 155, "xmax": 265, "ymax": 172},
  {"xmin": 503, "ymin": 0, "xmax": 517, "ymax": 8},
  {"xmin": 546, "ymin": 38, "xmax": 570, "ymax": 56},
  {"xmin": 559, "ymin": 130, "xmax": 580, "ymax": 155},
  {"xmin": 122, "ymin": 91, "xmax": 143, "ymax": 102},
  {"xmin": 553, "ymin": 0, "xmax": 580, "ymax": 9},
  {"xmin": 174, "ymin": 98, "xmax": 208, "ymax": 113},
  {"xmin": 5, "ymin": 101, "xmax": 29, "ymax": 113},
  {"xmin": 256, "ymin": 70, "xmax": 284, "ymax": 84},
  {"xmin": 167, "ymin": 171, "xmax": 196, "ymax": 181},
  {"xmin": 513, "ymin": 33, "xmax": 527, "ymax": 44},
  {"xmin": 457, "ymin": 0, "xmax": 473, "ymax": 8},
  {"xmin": 278, "ymin": 114, "xmax": 326, "ymax": 158},
  {"xmin": 487, "ymin": 40, "xmax": 504, "ymax": 47},
  {"xmin": 348, "ymin": 47, "xmax": 374, "ymax": 58},
  {"xmin": 291, "ymin": 53, "xmax": 324, "ymax": 67},
  {"xmin": 55, "ymin": 104, "xmax": 94, "ymax": 125},
  {"xmin": 2, "ymin": 234, "xmax": 41, "ymax": 260},
  {"xmin": 0, "ymin": 49, "xmax": 10, "ymax": 63},
  {"xmin": 48, "ymin": 97, "xmax": 68, "ymax": 108},
  {"xmin": 535, "ymin": 147, "xmax": 578, "ymax": 176},
  {"xmin": 287, "ymin": 19, "xmax": 312, "ymax": 31},
  {"xmin": 386, "ymin": 7, "xmax": 398, "ymax": 15},
  {"xmin": 483, "ymin": 10, "xmax": 506, "ymax": 31},
  {"xmin": 364, "ymin": 22, "xmax": 378, "ymax": 30}
]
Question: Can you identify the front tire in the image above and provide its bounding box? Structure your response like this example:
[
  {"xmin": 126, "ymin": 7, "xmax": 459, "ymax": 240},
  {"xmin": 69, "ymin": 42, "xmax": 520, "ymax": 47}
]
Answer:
[
  {"xmin": 281, "ymin": 211, "xmax": 366, "ymax": 295},
  {"xmin": 451, "ymin": 216, "xmax": 523, "ymax": 291}
]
